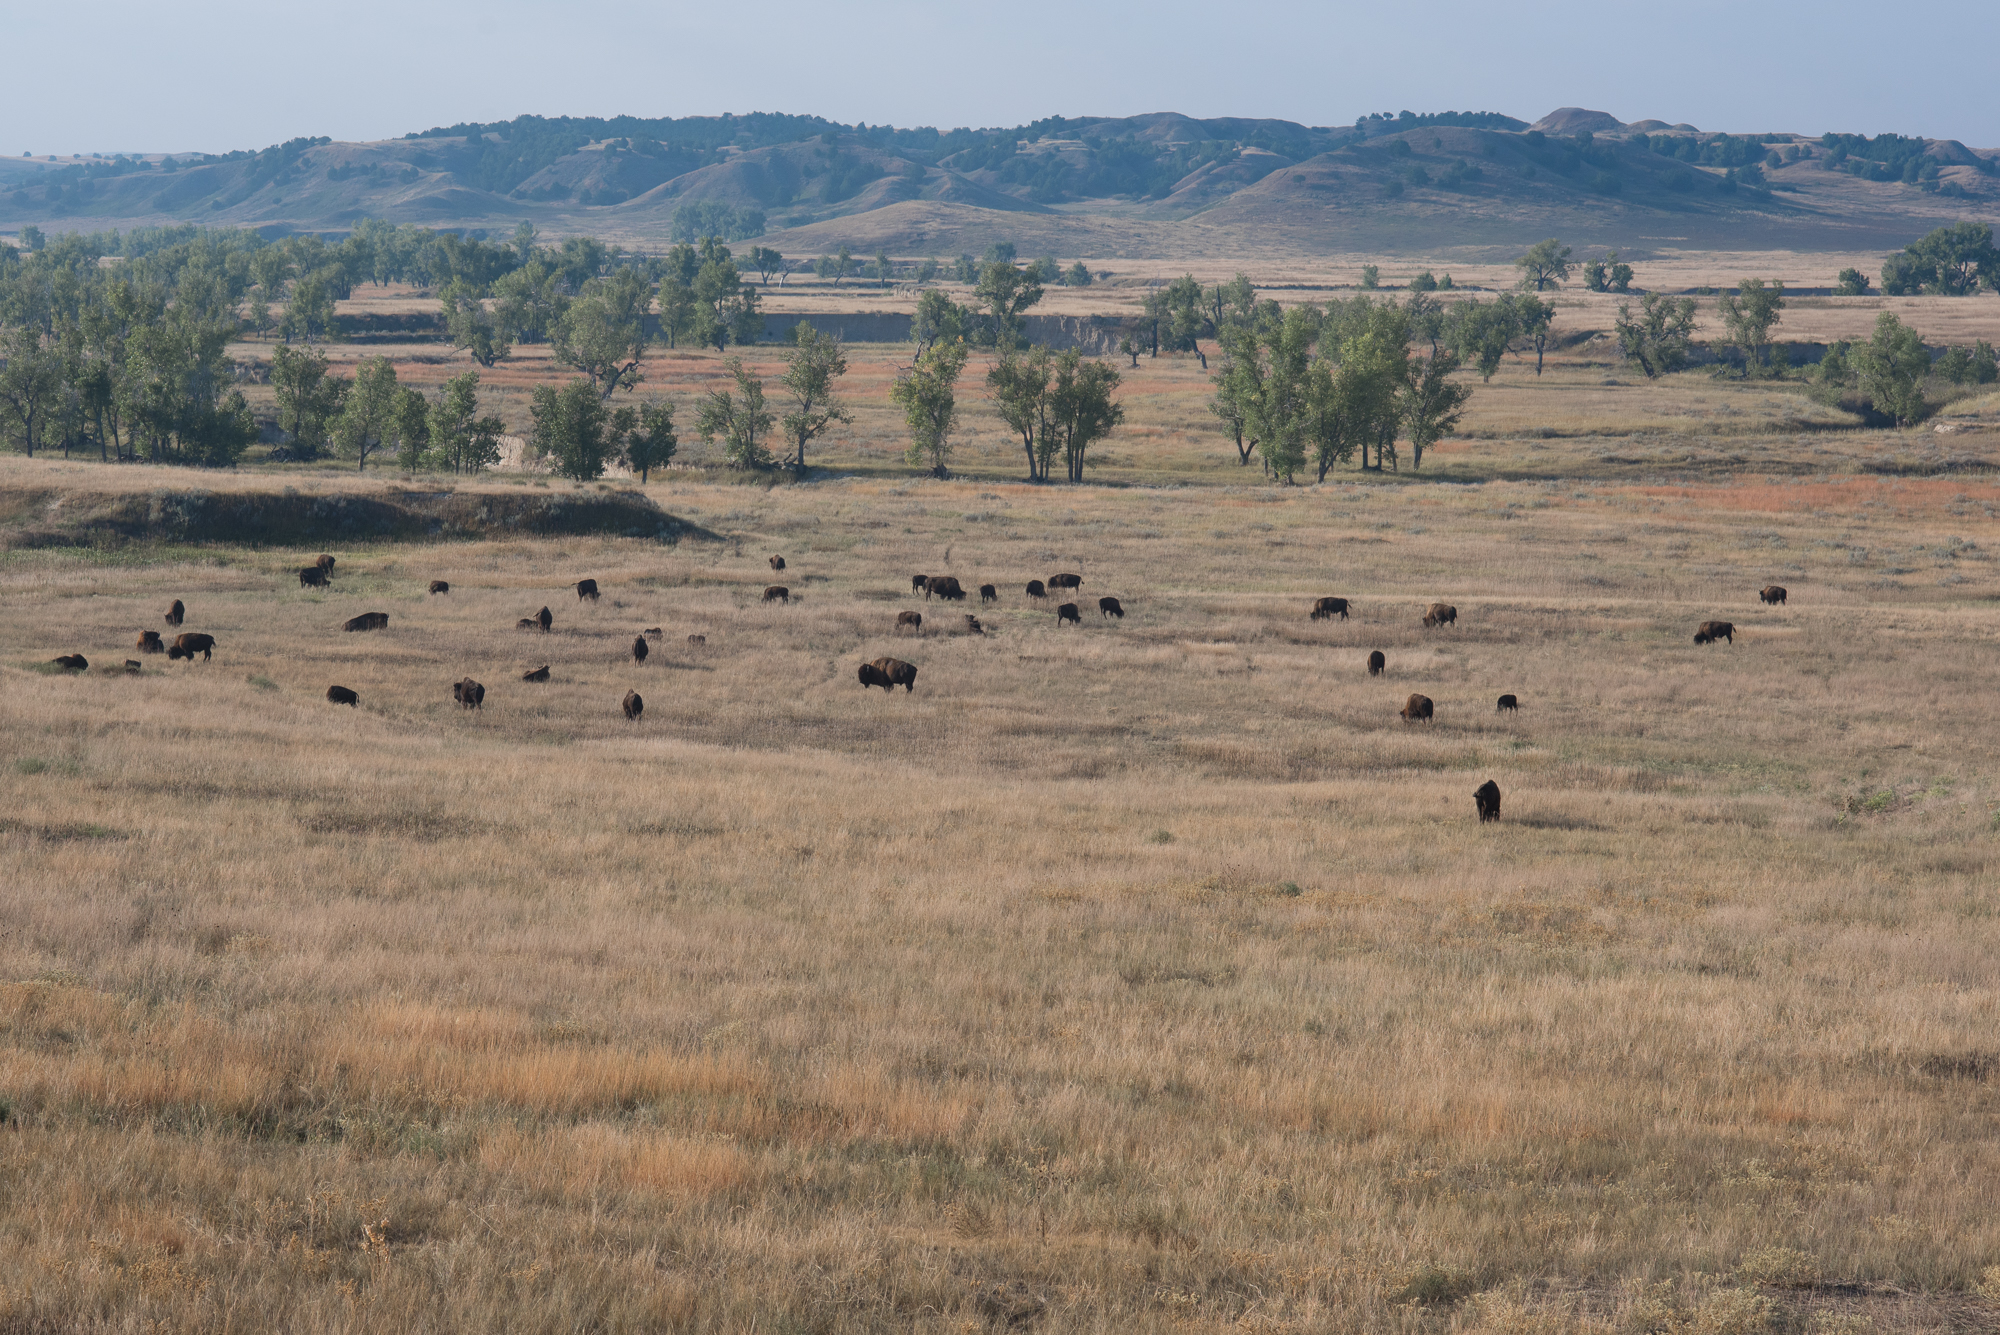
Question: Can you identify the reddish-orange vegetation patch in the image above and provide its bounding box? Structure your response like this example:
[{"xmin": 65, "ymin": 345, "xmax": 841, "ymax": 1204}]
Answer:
[{"xmin": 1630, "ymin": 477, "xmax": 2000, "ymax": 516}]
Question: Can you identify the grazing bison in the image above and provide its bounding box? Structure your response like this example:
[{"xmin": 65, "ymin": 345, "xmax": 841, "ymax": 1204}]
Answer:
[
  {"xmin": 299, "ymin": 565, "xmax": 329, "ymax": 588},
  {"xmin": 169, "ymin": 633, "xmax": 216, "ymax": 662},
  {"xmin": 686, "ymin": 634, "xmax": 706, "ymax": 648},
  {"xmin": 344, "ymin": 612, "xmax": 389, "ymax": 633},
  {"xmin": 764, "ymin": 585, "xmax": 790, "ymax": 603},
  {"xmin": 1693, "ymin": 620, "xmax": 1735, "ymax": 645},
  {"xmin": 429, "ymin": 580, "xmax": 450, "ymax": 595},
  {"xmin": 1422, "ymin": 602, "xmax": 1457, "ymax": 629},
  {"xmin": 164, "ymin": 600, "xmax": 185, "ymax": 627},
  {"xmin": 769, "ymin": 555, "xmax": 786, "ymax": 571},
  {"xmin": 122, "ymin": 660, "xmax": 141, "ymax": 673},
  {"xmin": 576, "ymin": 579, "xmax": 600, "ymax": 601},
  {"xmin": 326, "ymin": 685, "xmax": 359, "ymax": 707},
  {"xmin": 1026, "ymin": 580, "xmax": 1047, "ymax": 600},
  {"xmin": 522, "ymin": 666, "xmax": 551, "ymax": 682},
  {"xmin": 1056, "ymin": 603, "xmax": 1081, "ymax": 626},
  {"xmin": 979, "ymin": 584, "xmax": 997, "ymax": 604},
  {"xmin": 1099, "ymin": 596, "xmax": 1124, "ymax": 619},
  {"xmin": 643, "ymin": 627, "xmax": 662, "ymax": 638},
  {"xmin": 911, "ymin": 574, "xmax": 930, "ymax": 593},
  {"xmin": 857, "ymin": 661, "xmax": 892, "ymax": 691},
  {"xmin": 453, "ymin": 678, "xmax": 485, "ymax": 710},
  {"xmin": 1474, "ymin": 780, "xmax": 1502, "ymax": 822},
  {"xmin": 1497, "ymin": 694, "xmax": 1519, "ymax": 713},
  {"xmin": 316, "ymin": 555, "xmax": 336, "ymax": 575},
  {"xmin": 896, "ymin": 610, "xmax": 923, "ymax": 635},
  {"xmin": 963, "ymin": 615, "xmax": 984, "ymax": 634},
  {"xmin": 536, "ymin": 606, "xmax": 553, "ymax": 632},
  {"xmin": 622, "ymin": 690, "xmax": 644, "ymax": 721},
  {"xmin": 516, "ymin": 618, "xmax": 540, "ymax": 631},
  {"xmin": 136, "ymin": 630, "xmax": 164, "ymax": 654},
  {"xmin": 632, "ymin": 636, "xmax": 649, "ymax": 663},
  {"xmin": 50, "ymin": 654, "xmax": 88, "ymax": 671},
  {"xmin": 1759, "ymin": 585, "xmax": 1787, "ymax": 605},
  {"xmin": 926, "ymin": 576, "xmax": 966, "ymax": 601},
  {"xmin": 860, "ymin": 656, "xmax": 918, "ymax": 692},
  {"xmin": 1311, "ymin": 597, "xmax": 1350, "ymax": 622},
  {"xmin": 1049, "ymin": 572, "xmax": 1082, "ymax": 590},
  {"xmin": 1400, "ymin": 693, "xmax": 1434, "ymax": 723},
  {"xmin": 1368, "ymin": 650, "xmax": 1386, "ymax": 676}
]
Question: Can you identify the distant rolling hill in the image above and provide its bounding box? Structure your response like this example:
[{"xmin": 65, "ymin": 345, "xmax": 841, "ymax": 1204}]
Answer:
[{"xmin": 4, "ymin": 108, "xmax": 1996, "ymax": 258}]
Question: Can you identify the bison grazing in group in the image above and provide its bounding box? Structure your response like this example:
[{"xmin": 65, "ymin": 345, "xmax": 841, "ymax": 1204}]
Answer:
[
  {"xmin": 764, "ymin": 585, "xmax": 790, "ymax": 603},
  {"xmin": 1368, "ymin": 650, "xmax": 1386, "ymax": 676},
  {"xmin": 1693, "ymin": 620, "xmax": 1735, "ymax": 645},
  {"xmin": 522, "ymin": 666, "xmax": 551, "ymax": 682},
  {"xmin": 1401, "ymin": 693, "xmax": 1434, "ymax": 723},
  {"xmin": 537, "ymin": 606, "xmax": 553, "ymax": 632},
  {"xmin": 859, "ymin": 657, "xmax": 918, "ymax": 693},
  {"xmin": 326, "ymin": 685, "xmax": 359, "ymax": 707},
  {"xmin": 686, "ymin": 634, "xmax": 706, "ymax": 648},
  {"xmin": 769, "ymin": 555, "xmax": 786, "ymax": 571},
  {"xmin": 623, "ymin": 690, "xmax": 644, "ymax": 721},
  {"xmin": 1098, "ymin": 596, "xmax": 1124, "ymax": 619},
  {"xmin": 316, "ymin": 555, "xmax": 336, "ymax": 575},
  {"xmin": 911, "ymin": 574, "xmax": 930, "ymax": 593},
  {"xmin": 299, "ymin": 565, "xmax": 329, "ymax": 589},
  {"xmin": 453, "ymin": 678, "xmax": 485, "ymax": 710},
  {"xmin": 1026, "ymin": 580, "xmax": 1047, "ymax": 600},
  {"xmin": 1049, "ymin": 572, "xmax": 1082, "ymax": 591},
  {"xmin": 123, "ymin": 660, "xmax": 141, "ymax": 674},
  {"xmin": 1759, "ymin": 585, "xmax": 1787, "ymax": 605},
  {"xmin": 164, "ymin": 600, "xmax": 185, "ymax": 626},
  {"xmin": 429, "ymin": 580, "xmax": 450, "ymax": 595},
  {"xmin": 576, "ymin": 579, "xmax": 600, "ymax": 601},
  {"xmin": 136, "ymin": 630, "xmax": 164, "ymax": 654},
  {"xmin": 50, "ymin": 654, "xmax": 88, "ymax": 671},
  {"xmin": 896, "ymin": 610, "xmax": 923, "ymax": 635},
  {"xmin": 168, "ymin": 633, "xmax": 217, "ymax": 662},
  {"xmin": 1056, "ymin": 603, "xmax": 1081, "ymax": 626},
  {"xmin": 926, "ymin": 576, "xmax": 966, "ymax": 601},
  {"xmin": 1311, "ymin": 597, "xmax": 1350, "ymax": 622},
  {"xmin": 963, "ymin": 615, "xmax": 984, "ymax": 634},
  {"xmin": 1474, "ymin": 780, "xmax": 1502, "ymax": 822},
  {"xmin": 979, "ymin": 584, "xmax": 997, "ymax": 604},
  {"xmin": 632, "ymin": 636, "xmax": 649, "ymax": 663},
  {"xmin": 1422, "ymin": 602, "xmax": 1457, "ymax": 629},
  {"xmin": 1497, "ymin": 694, "xmax": 1519, "ymax": 713},
  {"xmin": 344, "ymin": 612, "xmax": 389, "ymax": 633}
]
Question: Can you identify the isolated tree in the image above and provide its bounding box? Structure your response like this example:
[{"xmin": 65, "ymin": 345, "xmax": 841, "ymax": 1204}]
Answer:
[
  {"xmin": 428, "ymin": 370, "xmax": 505, "ymax": 474},
  {"xmin": 554, "ymin": 267, "xmax": 652, "ymax": 397},
  {"xmin": 695, "ymin": 356, "xmax": 774, "ymax": 468},
  {"xmin": 529, "ymin": 378, "xmax": 614, "ymax": 480},
  {"xmin": 1882, "ymin": 222, "xmax": 1999, "ymax": 295},
  {"xmin": 975, "ymin": 261, "xmax": 1043, "ymax": 351},
  {"xmin": 1515, "ymin": 238, "xmax": 1573, "ymax": 290},
  {"xmin": 1402, "ymin": 349, "xmax": 1472, "ymax": 469},
  {"xmin": 748, "ymin": 246, "xmax": 785, "ymax": 285},
  {"xmin": 621, "ymin": 400, "xmax": 677, "ymax": 482},
  {"xmin": 333, "ymin": 355, "xmax": 399, "ymax": 471},
  {"xmin": 989, "ymin": 346, "xmax": 1057, "ymax": 481},
  {"xmin": 440, "ymin": 280, "xmax": 511, "ymax": 367},
  {"xmin": 1064, "ymin": 261, "xmax": 1092, "ymax": 288},
  {"xmin": 892, "ymin": 339, "xmax": 970, "ymax": 479},
  {"xmin": 1614, "ymin": 293, "xmax": 1699, "ymax": 378},
  {"xmin": 1513, "ymin": 292, "xmax": 1558, "ymax": 375},
  {"xmin": 1046, "ymin": 350, "xmax": 1124, "ymax": 483},
  {"xmin": 1853, "ymin": 311, "xmax": 1931, "ymax": 425},
  {"xmin": 911, "ymin": 288, "xmax": 968, "ymax": 357},
  {"xmin": 1834, "ymin": 267, "xmax": 1871, "ymax": 296},
  {"xmin": 1718, "ymin": 277, "xmax": 1785, "ymax": 375},
  {"xmin": 778, "ymin": 322, "xmax": 851, "ymax": 473}
]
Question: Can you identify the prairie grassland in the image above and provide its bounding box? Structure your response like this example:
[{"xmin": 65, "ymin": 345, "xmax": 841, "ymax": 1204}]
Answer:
[{"xmin": 5, "ymin": 442, "xmax": 2000, "ymax": 1333}]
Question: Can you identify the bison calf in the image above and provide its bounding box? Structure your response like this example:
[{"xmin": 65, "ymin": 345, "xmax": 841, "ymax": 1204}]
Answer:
[
  {"xmin": 576, "ymin": 578, "xmax": 600, "ymax": 601},
  {"xmin": 1098, "ymin": 596, "xmax": 1124, "ymax": 619},
  {"xmin": 429, "ymin": 580, "xmax": 450, "ymax": 595},
  {"xmin": 632, "ymin": 636, "xmax": 649, "ymax": 663},
  {"xmin": 1497, "ymin": 694, "xmax": 1519, "ymax": 712},
  {"xmin": 1311, "ymin": 596, "xmax": 1350, "ymax": 622},
  {"xmin": 1422, "ymin": 602, "xmax": 1457, "ymax": 629},
  {"xmin": 169, "ymin": 633, "xmax": 216, "ymax": 662},
  {"xmin": 860, "ymin": 656, "xmax": 918, "ymax": 692},
  {"xmin": 1056, "ymin": 603, "xmax": 1081, "ymax": 626},
  {"xmin": 164, "ymin": 600, "xmax": 185, "ymax": 626},
  {"xmin": 1759, "ymin": 585, "xmax": 1787, "ymax": 605},
  {"xmin": 769, "ymin": 555, "xmax": 786, "ymax": 571},
  {"xmin": 522, "ymin": 666, "xmax": 551, "ymax": 682},
  {"xmin": 1474, "ymin": 779, "xmax": 1501, "ymax": 822},
  {"xmin": 623, "ymin": 690, "xmax": 644, "ymax": 721},
  {"xmin": 299, "ymin": 566, "xmax": 329, "ymax": 589},
  {"xmin": 1693, "ymin": 620, "xmax": 1735, "ymax": 645},
  {"xmin": 137, "ymin": 630, "xmax": 164, "ymax": 654},
  {"xmin": 1026, "ymin": 580, "xmax": 1047, "ymax": 600},
  {"xmin": 343, "ymin": 612, "xmax": 389, "ymax": 633},
  {"xmin": 50, "ymin": 654, "xmax": 88, "ymax": 671},
  {"xmin": 326, "ymin": 685, "xmax": 359, "ymax": 707},
  {"xmin": 1401, "ymin": 693, "xmax": 1434, "ymax": 723},
  {"xmin": 911, "ymin": 573, "xmax": 930, "ymax": 594},
  {"xmin": 1367, "ymin": 650, "xmax": 1385, "ymax": 677},
  {"xmin": 979, "ymin": 584, "xmax": 997, "ymax": 604},
  {"xmin": 764, "ymin": 585, "xmax": 790, "ymax": 603},
  {"xmin": 896, "ymin": 610, "xmax": 923, "ymax": 635}
]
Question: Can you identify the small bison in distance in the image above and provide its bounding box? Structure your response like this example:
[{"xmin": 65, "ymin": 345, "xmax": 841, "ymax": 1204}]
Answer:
[
  {"xmin": 136, "ymin": 630, "xmax": 164, "ymax": 654},
  {"xmin": 50, "ymin": 654, "xmax": 88, "ymax": 671},
  {"xmin": 316, "ymin": 555, "xmax": 336, "ymax": 575},
  {"xmin": 429, "ymin": 580, "xmax": 450, "ymax": 595},
  {"xmin": 1497, "ymin": 694, "xmax": 1519, "ymax": 713},
  {"xmin": 326, "ymin": 685, "xmax": 359, "ymax": 707},
  {"xmin": 979, "ymin": 584, "xmax": 997, "ymax": 604},
  {"xmin": 926, "ymin": 576, "xmax": 966, "ymax": 601},
  {"xmin": 168, "ymin": 633, "xmax": 217, "ymax": 662},
  {"xmin": 522, "ymin": 666, "xmax": 551, "ymax": 682},
  {"xmin": 165, "ymin": 600, "xmax": 185, "ymax": 627},
  {"xmin": 764, "ymin": 585, "xmax": 790, "ymax": 603},
  {"xmin": 1026, "ymin": 580, "xmax": 1047, "ymax": 600},
  {"xmin": 1759, "ymin": 585, "xmax": 1787, "ymax": 605},
  {"xmin": 1474, "ymin": 780, "xmax": 1502, "ymax": 822},
  {"xmin": 1368, "ymin": 650, "xmax": 1386, "ymax": 676},
  {"xmin": 453, "ymin": 678, "xmax": 485, "ymax": 710},
  {"xmin": 1693, "ymin": 620, "xmax": 1736, "ymax": 645},
  {"xmin": 299, "ymin": 566, "xmax": 329, "ymax": 589},
  {"xmin": 632, "ymin": 636, "xmax": 649, "ymax": 663},
  {"xmin": 1401, "ymin": 693, "xmax": 1434, "ymax": 723},
  {"xmin": 896, "ymin": 610, "xmax": 923, "ymax": 635},
  {"xmin": 576, "ymin": 579, "xmax": 600, "ymax": 602},
  {"xmin": 1311, "ymin": 597, "xmax": 1350, "ymax": 622},
  {"xmin": 344, "ymin": 612, "xmax": 389, "ymax": 633},
  {"xmin": 1422, "ymin": 602, "xmax": 1457, "ymax": 629},
  {"xmin": 859, "ymin": 657, "xmax": 918, "ymax": 693},
  {"xmin": 686, "ymin": 634, "xmax": 706, "ymax": 648},
  {"xmin": 1049, "ymin": 572, "xmax": 1083, "ymax": 591},
  {"xmin": 623, "ymin": 690, "xmax": 644, "ymax": 721},
  {"xmin": 769, "ymin": 555, "xmax": 786, "ymax": 571},
  {"xmin": 1056, "ymin": 603, "xmax": 1081, "ymax": 626},
  {"xmin": 1098, "ymin": 596, "xmax": 1124, "ymax": 619}
]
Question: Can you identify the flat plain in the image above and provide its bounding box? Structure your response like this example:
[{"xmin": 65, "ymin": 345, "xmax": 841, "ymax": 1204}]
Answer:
[{"xmin": 6, "ymin": 290, "xmax": 2000, "ymax": 1333}]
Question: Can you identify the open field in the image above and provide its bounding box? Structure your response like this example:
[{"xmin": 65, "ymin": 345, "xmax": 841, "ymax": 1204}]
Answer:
[{"xmin": 7, "ymin": 398, "xmax": 2000, "ymax": 1331}]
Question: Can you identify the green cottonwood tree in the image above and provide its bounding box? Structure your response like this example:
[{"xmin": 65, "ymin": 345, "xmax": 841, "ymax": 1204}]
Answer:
[
  {"xmin": 1614, "ymin": 294, "xmax": 1699, "ymax": 378},
  {"xmin": 621, "ymin": 400, "xmax": 677, "ymax": 482},
  {"xmin": 1853, "ymin": 312, "xmax": 1932, "ymax": 425},
  {"xmin": 975, "ymin": 261, "xmax": 1042, "ymax": 351},
  {"xmin": 428, "ymin": 370, "xmax": 506, "ymax": 475},
  {"xmin": 440, "ymin": 280, "xmax": 511, "ymax": 367},
  {"xmin": 1718, "ymin": 277, "xmax": 1785, "ymax": 374},
  {"xmin": 333, "ymin": 356, "xmax": 401, "ymax": 471},
  {"xmin": 529, "ymin": 378, "xmax": 614, "ymax": 480},
  {"xmin": 1047, "ymin": 350, "xmax": 1125, "ymax": 483},
  {"xmin": 892, "ymin": 340, "xmax": 970, "ymax": 479},
  {"xmin": 695, "ymin": 356, "xmax": 774, "ymax": 468},
  {"xmin": 1402, "ymin": 349, "xmax": 1472, "ymax": 470},
  {"xmin": 1515, "ymin": 238, "xmax": 1572, "ymax": 291},
  {"xmin": 778, "ymin": 323, "xmax": 851, "ymax": 473},
  {"xmin": 555, "ymin": 267, "xmax": 652, "ymax": 398}
]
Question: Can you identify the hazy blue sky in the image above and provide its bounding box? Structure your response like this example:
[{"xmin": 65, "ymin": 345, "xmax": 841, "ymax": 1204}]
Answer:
[{"xmin": 7, "ymin": 0, "xmax": 1995, "ymax": 154}]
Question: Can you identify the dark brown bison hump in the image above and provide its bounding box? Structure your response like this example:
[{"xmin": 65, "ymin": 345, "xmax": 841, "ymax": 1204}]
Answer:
[
  {"xmin": 1474, "ymin": 780, "xmax": 1501, "ymax": 820},
  {"xmin": 326, "ymin": 685, "xmax": 358, "ymax": 706},
  {"xmin": 1367, "ymin": 651, "xmax": 1385, "ymax": 675},
  {"xmin": 622, "ymin": 690, "xmax": 643, "ymax": 719}
]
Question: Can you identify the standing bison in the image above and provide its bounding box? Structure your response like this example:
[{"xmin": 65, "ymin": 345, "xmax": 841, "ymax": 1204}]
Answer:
[
  {"xmin": 453, "ymin": 678, "xmax": 485, "ymax": 710},
  {"xmin": 859, "ymin": 657, "xmax": 918, "ymax": 692},
  {"xmin": 1693, "ymin": 620, "xmax": 1735, "ymax": 645},
  {"xmin": 911, "ymin": 574, "xmax": 930, "ymax": 594},
  {"xmin": 1056, "ymin": 603, "xmax": 1081, "ymax": 626},
  {"xmin": 1026, "ymin": 580, "xmax": 1047, "ymax": 600},
  {"xmin": 344, "ymin": 612, "xmax": 389, "ymax": 632},
  {"xmin": 536, "ymin": 606, "xmax": 553, "ymax": 632},
  {"xmin": 164, "ymin": 600, "xmax": 185, "ymax": 627},
  {"xmin": 299, "ymin": 566, "xmax": 329, "ymax": 589},
  {"xmin": 769, "ymin": 555, "xmax": 787, "ymax": 571},
  {"xmin": 326, "ymin": 685, "xmax": 359, "ymax": 707},
  {"xmin": 1400, "ymin": 693, "xmax": 1434, "ymax": 723},
  {"xmin": 50, "ymin": 654, "xmax": 88, "ymax": 671},
  {"xmin": 1497, "ymin": 694, "xmax": 1519, "ymax": 712},
  {"xmin": 1048, "ymin": 572, "xmax": 1083, "ymax": 591},
  {"xmin": 623, "ymin": 690, "xmax": 644, "ymax": 721},
  {"xmin": 136, "ymin": 630, "xmax": 164, "ymax": 654},
  {"xmin": 576, "ymin": 579, "xmax": 600, "ymax": 601},
  {"xmin": 168, "ymin": 633, "xmax": 217, "ymax": 662},
  {"xmin": 979, "ymin": 584, "xmax": 997, "ymax": 604},
  {"xmin": 429, "ymin": 580, "xmax": 450, "ymax": 595},
  {"xmin": 632, "ymin": 636, "xmax": 649, "ymax": 663},
  {"xmin": 1311, "ymin": 597, "xmax": 1350, "ymax": 622},
  {"xmin": 1474, "ymin": 780, "xmax": 1501, "ymax": 822},
  {"xmin": 1367, "ymin": 650, "xmax": 1385, "ymax": 676},
  {"xmin": 1759, "ymin": 586, "xmax": 1787, "ymax": 605},
  {"xmin": 1422, "ymin": 603, "xmax": 1457, "ymax": 629},
  {"xmin": 522, "ymin": 665, "xmax": 551, "ymax": 682},
  {"xmin": 896, "ymin": 610, "xmax": 923, "ymax": 635},
  {"xmin": 1098, "ymin": 596, "xmax": 1124, "ymax": 619},
  {"xmin": 316, "ymin": 555, "xmax": 336, "ymax": 576},
  {"xmin": 926, "ymin": 576, "xmax": 965, "ymax": 601},
  {"xmin": 764, "ymin": 585, "xmax": 790, "ymax": 603}
]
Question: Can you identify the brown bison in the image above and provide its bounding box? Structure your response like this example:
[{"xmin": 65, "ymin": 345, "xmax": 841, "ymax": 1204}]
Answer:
[
  {"xmin": 516, "ymin": 618, "xmax": 540, "ymax": 631},
  {"xmin": 686, "ymin": 634, "xmax": 706, "ymax": 648},
  {"xmin": 859, "ymin": 656, "xmax": 918, "ymax": 692},
  {"xmin": 164, "ymin": 600, "xmax": 185, "ymax": 626},
  {"xmin": 316, "ymin": 555, "xmax": 336, "ymax": 575},
  {"xmin": 1401, "ymin": 693, "xmax": 1434, "ymax": 723},
  {"xmin": 326, "ymin": 685, "xmax": 359, "ymax": 707},
  {"xmin": 1026, "ymin": 580, "xmax": 1047, "ymax": 600},
  {"xmin": 576, "ymin": 578, "xmax": 600, "ymax": 601},
  {"xmin": 1474, "ymin": 780, "xmax": 1501, "ymax": 822},
  {"xmin": 1311, "ymin": 597, "xmax": 1350, "ymax": 622},
  {"xmin": 1099, "ymin": 596, "xmax": 1124, "ymax": 619},
  {"xmin": 963, "ymin": 615, "xmax": 984, "ymax": 634},
  {"xmin": 1693, "ymin": 620, "xmax": 1735, "ymax": 645},
  {"xmin": 453, "ymin": 678, "xmax": 485, "ymax": 710},
  {"xmin": 911, "ymin": 574, "xmax": 930, "ymax": 593},
  {"xmin": 764, "ymin": 585, "xmax": 790, "ymax": 603},
  {"xmin": 122, "ymin": 660, "xmax": 141, "ymax": 673},
  {"xmin": 1422, "ymin": 602, "xmax": 1457, "ymax": 629},
  {"xmin": 1497, "ymin": 694, "xmax": 1519, "ymax": 712},
  {"xmin": 137, "ymin": 630, "xmax": 164, "ymax": 654},
  {"xmin": 344, "ymin": 612, "xmax": 389, "ymax": 633},
  {"xmin": 769, "ymin": 555, "xmax": 786, "ymax": 571},
  {"xmin": 1368, "ymin": 650, "xmax": 1386, "ymax": 676},
  {"xmin": 632, "ymin": 636, "xmax": 649, "ymax": 663},
  {"xmin": 622, "ymin": 690, "xmax": 644, "ymax": 721},
  {"xmin": 50, "ymin": 654, "xmax": 88, "ymax": 671},
  {"xmin": 522, "ymin": 666, "xmax": 551, "ymax": 682},
  {"xmin": 537, "ymin": 606, "xmax": 553, "ymax": 632},
  {"xmin": 979, "ymin": 584, "xmax": 997, "ymax": 604},
  {"xmin": 896, "ymin": 610, "xmax": 923, "ymax": 635},
  {"xmin": 1759, "ymin": 585, "xmax": 1787, "ymax": 605},
  {"xmin": 644, "ymin": 627, "xmax": 662, "ymax": 638},
  {"xmin": 168, "ymin": 633, "xmax": 216, "ymax": 662},
  {"xmin": 429, "ymin": 580, "xmax": 450, "ymax": 595},
  {"xmin": 299, "ymin": 565, "xmax": 329, "ymax": 588},
  {"xmin": 926, "ymin": 576, "xmax": 966, "ymax": 601},
  {"xmin": 1049, "ymin": 572, "xmax": 1083, "ymax": 590},
  {"xmin": 1056, "ymin": 603, "xmax": 1081, "ymax": 626}
]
